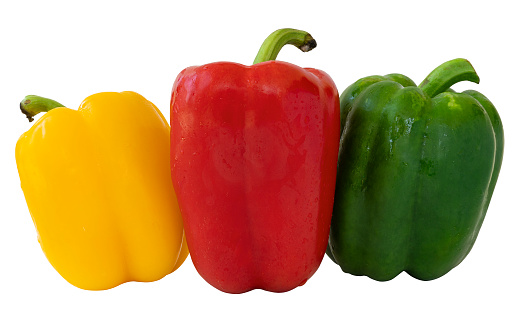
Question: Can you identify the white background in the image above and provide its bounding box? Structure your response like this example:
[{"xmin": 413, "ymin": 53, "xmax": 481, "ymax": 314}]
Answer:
[{"xmin": 1, "ymin": 0, "xmax": 516, "ymax": 332}]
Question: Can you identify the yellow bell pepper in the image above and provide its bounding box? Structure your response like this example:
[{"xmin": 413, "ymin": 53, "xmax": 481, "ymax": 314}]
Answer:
[{"xmin": 15, "ymin": 92, "xmax": 188, "ymax": 290}]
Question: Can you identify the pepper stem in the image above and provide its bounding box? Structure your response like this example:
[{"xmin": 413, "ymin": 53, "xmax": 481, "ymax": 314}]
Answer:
[
  {"xmin": 253, "ymin": 28, "xmax": 317, "ymax": 64},
  {"xmin": 20, "ymin": 95, "xmax": 65, "ymax": 122},
  {"xmin": 418, "ymin": 58, "xmax": 480, "ymax": 98}
]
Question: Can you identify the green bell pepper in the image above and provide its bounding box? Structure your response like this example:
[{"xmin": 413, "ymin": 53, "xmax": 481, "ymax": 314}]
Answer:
[{"xmin": 327, "ymin": 58, "xmax": 504, "ymax": 281}]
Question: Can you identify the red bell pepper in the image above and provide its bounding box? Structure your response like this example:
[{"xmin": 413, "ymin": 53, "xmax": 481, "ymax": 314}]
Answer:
[{"xmin": 170, "ymin": 29, "xmax": 340, "ymax": 293}]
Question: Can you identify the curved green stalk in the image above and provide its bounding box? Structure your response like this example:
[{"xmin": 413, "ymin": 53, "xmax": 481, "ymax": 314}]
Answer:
[
  {"xmin": 418, "ymin": 58, "xmax": 480, "ymax": 98},
  {"xmin": 20, "ymin": 95, "xmax": 64, "ymax": 122},
  {"xmin": 253, "ymin": 28, "xmax": 316, "ymax": 64}
]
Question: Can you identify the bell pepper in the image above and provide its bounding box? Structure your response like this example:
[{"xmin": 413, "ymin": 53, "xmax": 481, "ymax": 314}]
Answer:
[
  {"xmin": 327, "ymin": 59, "xmax": 504, "ymax": 281},
  {"xmin": 170, "ymin": 29, "xmax": 340, "ymax": 293},
  {"xmin": 16, "ymin": 92, "xmax": 189, "ymax": 290}
]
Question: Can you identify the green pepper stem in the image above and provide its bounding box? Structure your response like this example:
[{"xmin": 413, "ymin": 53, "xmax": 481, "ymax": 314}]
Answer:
[
  {"xmin": 418, "ymin": 58, "xmax": 480, "ymax": 98},
  {"xmin": 253, "ymin": 28, "xmax": 316, "ymax": 64},
  {"xmin": 20, "ymin": 95, "xmax": 65, "ymax": 122}
]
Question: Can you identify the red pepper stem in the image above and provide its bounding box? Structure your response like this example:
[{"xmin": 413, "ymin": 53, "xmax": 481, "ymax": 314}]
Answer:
[
  {"xmin": 418, "ymin": 58, "xmax": 480, "ymax": 98},
  {"xmin": 253, "ymin": 28, "xmax": 317, "ymax": 64},
  {"xmin": 20, "ymin": 95, "xmax": 65, "ymax": 122}
]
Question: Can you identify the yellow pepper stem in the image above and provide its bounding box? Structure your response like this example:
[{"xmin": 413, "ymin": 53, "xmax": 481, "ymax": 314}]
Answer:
[{"xmin": 20, "ymin": 95, "xmax": 65, "ymax": 122}]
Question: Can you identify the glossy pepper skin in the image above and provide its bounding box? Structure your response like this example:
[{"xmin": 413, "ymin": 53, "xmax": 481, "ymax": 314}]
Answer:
[
  {"xmin": 170, "ymin": 29, "xmax": 340, "ymax": 293},
  {"xmin": 327, "ymin": 59, "xmax": 504, "ymax": 281},
  {"xmin": 16, "ymin": 92, "xmax": 189, "ymax": 290}
]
